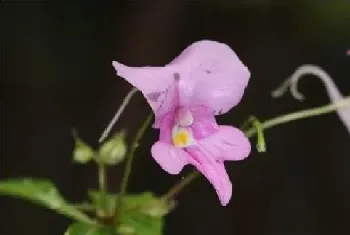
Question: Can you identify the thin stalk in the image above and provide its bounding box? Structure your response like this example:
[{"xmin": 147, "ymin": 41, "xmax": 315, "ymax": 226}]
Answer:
[
  {"xmin": 99, "ymin": 88, "xmax": 138, "ymax": 143},
  {"xmin": 98, "ymin": 163, "xmax": 107, "ymax": 193},
  {"xmin": 161, "ymin": 171, "xmax": 200, "ymax": 202},
  {"xmin": 249, "ymin": 116, "xmax": 266, "ymax": 152},
  {"xmin": 114, "ymin": 113, "xmax": 153, "ymax": 225},
  {"xmin": 245, "ymin": 96, "xmax": 350, "ymax": 137}
]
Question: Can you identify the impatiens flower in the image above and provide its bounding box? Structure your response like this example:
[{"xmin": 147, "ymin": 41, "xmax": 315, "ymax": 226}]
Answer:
[
  {"xmin": 112, "ymin": 40, "xmax": 251, "ymax": 206},
  {"xmin": 272, "ymin": 64, "xmax": 350, "ymax": 134}
]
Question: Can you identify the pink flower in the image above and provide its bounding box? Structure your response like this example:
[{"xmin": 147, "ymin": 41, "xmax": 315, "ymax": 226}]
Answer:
[{"xmin": 112, "ymin": 40, "xmax": 251, "ymax": 206}]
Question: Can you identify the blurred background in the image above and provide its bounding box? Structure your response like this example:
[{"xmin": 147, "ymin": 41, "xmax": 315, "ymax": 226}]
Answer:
[{"xmin": 2, "ymin": 1, "xmax": 350, "ymax": 235}]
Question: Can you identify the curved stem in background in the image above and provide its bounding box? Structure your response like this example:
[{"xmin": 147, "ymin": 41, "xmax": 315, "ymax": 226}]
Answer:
[
  {"xmin": 272, "ymin": 64, "xmax": 350, "ymax": 133},
  {"xmin": 99, "ymin": 88, "xmax": 138, "ymax": 143},
  {"xmin": 114, "ymin": 113, "xmax": 153, "ymax": 225},
  {"xmin": 162, "ymin": 96, "xmax": 350, "ymax": 201}
]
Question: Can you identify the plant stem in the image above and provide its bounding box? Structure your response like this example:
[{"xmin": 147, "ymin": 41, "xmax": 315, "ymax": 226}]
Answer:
[
  {"xmin": 242, "ymin": 116, "xmax": 266, "ymax": 152},
  {"xmin": 162, "ymin": 96, "xmax": 350, "ymax": 200},
  {"xmin": 99, "ymin": 88, "xmax": 138, "ymax": 143},
  {"xmin": 161, "ymin": 171, "xmax": 200, "ymax": 202},
  {"xmin": 244, "ymin": 96, "xmax": 350, "ymax": 137},
  {"xmin": 74, "ymin": 202, "xmax": 96, "ymax": 212},
  {"xmin": 249, "ymin": 116, "xmax": 266, "ymax": 152},
  {"xmin": 114, "ymin": 113, "xmax": 153, "ymax": 224},
  {"xmin": 98, "ymin": 163, "xmax": 107, "ymax": 193}
]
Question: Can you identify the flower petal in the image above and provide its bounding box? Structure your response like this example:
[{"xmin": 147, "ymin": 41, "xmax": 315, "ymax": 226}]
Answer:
[
  {"xmin": 158, "ymin": 111, "xmax": 175, "ymax": 144},
  {"xmin": 151, "ymin": 142, "xmax": 188, "ymax": 174},
  {"xmin": 112, "ymin": 61, "xmax": 179, "ymax": 127},
  {"xmin": 199, "ymin": 125, "xmax": 251, "ymax": 161},
  {"xmin": 185, "ymin": 146, "xmax": 232, "ymax": 206},
  {"xmin": 189, "ymin": 105, "xmax": 219, "ymax": 140},
  {"xmin": 169, "ymin": 40, "xmax": 250, "ymax": 115},
  {"xmin": 112, "ymin": 61, "xmax": 172, "ymax": 95},
  {"xmin": 113, "ymin": 40, "xmax": 250, "ymax": 123}
]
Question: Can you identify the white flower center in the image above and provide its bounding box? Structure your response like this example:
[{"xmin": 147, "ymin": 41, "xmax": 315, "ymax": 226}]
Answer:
[
  {"xmin": 177, "ymin": 109, "xmax": 194, "ymax": 127},
  {"xmin": 172, "ymin": 109, "xmax": 194, "ymax": 148}
]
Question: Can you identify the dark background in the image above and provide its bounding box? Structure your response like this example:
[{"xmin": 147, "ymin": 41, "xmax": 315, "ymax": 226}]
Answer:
[{"xmin": 2, "ymin": 1, "xmax": 350, "ymax": 235}]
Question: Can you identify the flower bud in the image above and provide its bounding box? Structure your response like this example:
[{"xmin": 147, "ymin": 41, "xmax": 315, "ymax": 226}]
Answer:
[
  {"xmin": 98, "ymin": 131, "xmax": 127, "ymax": 165},
  {"xmin": 72, "ymin": 131, "xmax": 94, "ymax": 164}
]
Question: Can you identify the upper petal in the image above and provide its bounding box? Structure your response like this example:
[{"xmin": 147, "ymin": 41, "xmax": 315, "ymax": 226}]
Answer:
[
  {"xmin": 112, "ymin": 61, "xmax": 172, "ymax": 96},
  {"xmin": 112, "ymin": 61, "xmax": 180, "ymax": 127},
  {"xmin": 169, "ymin": 40, "xmax": 250, "ymax": 115},
  {"xmin": 199, "ymin": 125, "xmax": 251, "ymax": 161},
  {"xmin": 112, "ymin": 40, "xmax": 250, "ymax": 123}
]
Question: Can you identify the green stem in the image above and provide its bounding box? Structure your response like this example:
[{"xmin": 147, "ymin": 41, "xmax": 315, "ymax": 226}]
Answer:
[
  {"xmin": 98, "ymin": 163, "xmax": 107, "ymax": 193},
  {"xmin": 240, "ymin": 116, "xmax": 252, "ymax": 130},
  {"xmin": 161, "ymin": 171, "xmax": 200, "ymax": 202},
  {"xmin": 162, "ymin": 96, "xmax": 350, "ymax": 200},
  {"xmin": 114, "ymin": 113, "xmax": 153, "ymax": 224},
  {"xmin": 248, "ymin": 116, "xmax": 266, "ymax": 152},
  {"xmin": 74, "ymin": 202, "xmax": 96, "ymax": 212},
  {"xmin": 244, "ymin": 96, "xmax": 350, "ymax": 137}
]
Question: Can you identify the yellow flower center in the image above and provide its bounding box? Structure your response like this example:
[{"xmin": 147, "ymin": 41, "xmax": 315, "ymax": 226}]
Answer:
[{"xmin": 172, "ymin": 129, "xmax": 191, "ymax": 147}]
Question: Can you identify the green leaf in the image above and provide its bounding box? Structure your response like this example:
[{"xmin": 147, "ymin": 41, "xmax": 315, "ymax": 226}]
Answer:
[
  {"xmin": 139, "ymin": 199, "xmax": 174, "ymax": 218},
  {"xmin": 118, "ymin": 213, "xmax": 163, "ymax": 235},
  {"xmin": 87, "ymin": 191, "xmax": 171, "ymax": 218},
  {"xmin": 0, "ymin": 178, "xmax": 95, "ymax": 224},
  {"xmin": 122, "ymin": 192, "xmax": 155, "ymax": 209},
  {"xmin": 72, "ymin": 131, "xmax": 95, "ymax": 164},
  {"xmin": 122, "ymin": 192, "xmax": 172, "ymax": 218},
  {"xmin": 88, "ymin": 190, "xmax": 116, "ymax": 217},
  {"xmin": 116, "ymin": 192, "xmax": 172, "ymax": 235},
  {"xmin": 65, "ymin": 222, "xmax": 112, "ymax": 235},
  {"xmin": 98, "ymin": 131, "xmax": 127, "ymax": 165},
  {"xmin": 85, "ymin": 191, "xmax": 170, "ymax": 235}
]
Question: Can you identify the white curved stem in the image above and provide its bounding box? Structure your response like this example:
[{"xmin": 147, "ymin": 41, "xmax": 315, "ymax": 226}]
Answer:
[
  {"xmin": 272, "ymin": 64, "xmax": 350, "ymax": 133},
  {"xmin": 99, "ymin": 88, "xmax": 138, "ymax": 143}
]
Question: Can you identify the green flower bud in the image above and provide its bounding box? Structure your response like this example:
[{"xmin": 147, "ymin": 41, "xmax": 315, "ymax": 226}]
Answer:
[
  {"xmin": 72, "ymin": 131, "xmax": 94, "ymax": 164},
  {"xmin": 98, "ymin": 131, "xmax": 127, "ymax": 165}
]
